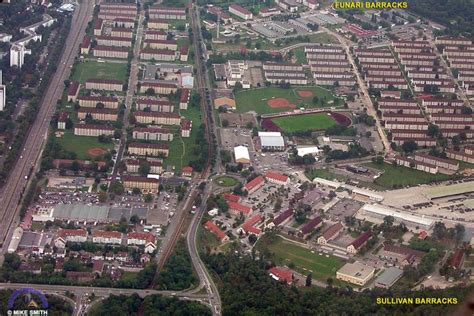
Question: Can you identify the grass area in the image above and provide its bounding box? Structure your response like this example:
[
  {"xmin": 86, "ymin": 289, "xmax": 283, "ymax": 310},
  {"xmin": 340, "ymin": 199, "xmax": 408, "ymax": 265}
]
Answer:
[
  {"xmin": 235, "ymin": 86, "xmax": 341, "ymax": 114},
  {"xmin": 56, "ymin": 130, "xmax": 114, "ymax": 160},
  {"xmin": 293, "ymin": 47, "xmax": 307, "ymax": 64},
  {"xmin": 71, "ymin": 61, "xmax": 128, "ymax": 84},
  {"xmin": 162, "ymin": 105, "xmax": 202, "ymax": 171},
  {"xmin": 306, "ymin": 32, "xmax": 339, "ymax": 44},
  {"xmin": 364, "ymin": 162, "xmax": 451, "ymax": 189},
  {"xmin": 305, "ymin": 168, "xmax": 348, "ymax": 182},
  {"xmin": 197, "ymin": 223, "xmax": 221, "ymax": 255},
  {"xmin": 258, "ymin": 235, "xmax": 344, "ymax": 281},
  {"xmin": 272, "ymin": 113, "xmax": 337, "ymax": 133},
  {"xmin": 214, "ymin": 175, "xmax": 239, "ymax": 187}
]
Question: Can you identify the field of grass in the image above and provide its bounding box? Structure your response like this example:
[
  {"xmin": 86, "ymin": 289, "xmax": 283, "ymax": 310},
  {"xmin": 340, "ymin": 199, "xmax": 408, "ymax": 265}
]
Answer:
[
  {"xmin": 235, "ymin": 86, "xmax": 341, "ymax": 114},
  {"xmin": 162, "ymin": 105, "xmax": 202, "ymax": 171},
  {"xmin": 306, "ymin": 32, "xmax": 339, "ymax": 44},
  {"xmin": 273, "ymin": 113, "xmax": 337, "ymax": 133},
  {"xmin": 215, "ymin": 175, "xmax": 239, "ymax": 187},
  {"xmin": 71, "ymin": 61, "xmax": 128, "ymax": 84},
  {"xmin": 197, "ymin": 223, "xmax": 221, "ymax": 254},
  {"xmin": 293, "ymin": 47, "xmax": 307, "ymax": 64},
  {"xmin": 305, "ymin": 168, "xmax": 348, "ymax": 182},
  {"xmin": 56, "ymin": 130, "xmax": 114, "ymax": 160},
  {"xmin": 258, "ymin": 235, "xmax": 344, "ymax": 281},
  {"xmin": 365, "ymin": 162, "xmax": 452, "ymax": 189}
]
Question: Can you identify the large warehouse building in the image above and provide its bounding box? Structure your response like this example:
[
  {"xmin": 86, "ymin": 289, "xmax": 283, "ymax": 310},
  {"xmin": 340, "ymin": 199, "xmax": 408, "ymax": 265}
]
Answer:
[
  {"xmin": 359, "ymin": 204, "xmax": 434, "ymax": 228},
  {"xmin": 234, "ymin": 145, "xmax": 250, "ymax": 164}
]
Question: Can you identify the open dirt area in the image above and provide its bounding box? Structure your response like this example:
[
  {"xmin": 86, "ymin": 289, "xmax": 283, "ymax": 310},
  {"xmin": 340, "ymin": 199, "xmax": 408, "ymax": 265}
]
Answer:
[
  {"xmin": 267, "ymin": 98, "xmax": 296, "ymax": 109},
  {"xmin": 87, "ymin": 147, "xmax": 107, "ymax": 157}
]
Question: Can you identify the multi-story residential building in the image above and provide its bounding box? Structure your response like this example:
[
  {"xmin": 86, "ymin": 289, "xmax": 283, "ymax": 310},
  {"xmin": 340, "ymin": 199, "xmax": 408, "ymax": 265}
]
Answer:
[
  {"xmin": 92, "ymin": 230, "xmax": 122, "ymax": 245},
  {"xmin": 143, "ymin": 39, "xmax": 177, "ymax": 50},
  {"xmin": 229, "ymin": 4, "xmax": 253, "ymax": 20},
  {"xmin": 264, "ymin": 171, "xmax": 289, "ymax": 185},
  {"xmin": 128, "ymin": 142, "xmax": 169, "ymax": 157},
  {"xmin": 181, "ymin": 119, "xmax": 192, "ymax": 137},
  {"xmin": 396, "ymin": 156, "xmax": 438, "ymax": 174},
  {"xmin": 135, "ymin": 98, "xmax": 174, "ymax": 112},
  {"xmin": 78, "ymin": 96, "xmax": 119, "ymax": 109},
  {"xmin": 347, "ymin": 231, "xmax": 372, "ymax": 254},
  {"xmin": 414, "ymin": 153, "xmax": 459, "ymax": 171},
  {"xmin": 148, "ymin": 5, "xmax": 186, "ymax": 20},
  {"xmin": 122, "ymin": 176, "xmax": 159, "ymax": 192},
  {"xmin": 139, "ymin": 81, "xmax": 178, "ymax": 94},
  {"xmin": 113, "ymin": 18, "xmax": 135, "ymax": 28},
  {"xmin": 147, "ymin": 19, "xmax": 169, "ymax": 30},
  {"xmin": 132, "ymin": 127, "xmax": 174, "ymax": 141},
  {"xmin": 93, "ymin": 46, "xmax": 129, "ymax": 59},
  {"xmin": 77, "ymin": 108, "xmax": 119, "ymax": 121},
  {"xmin": 126, "ymin": 159, "xmax": 163, "ymax": 174},
  {"xmin": 180, "ymin": 89, "xmax": 189, "ymax": 110},
  {"xmin": 67, "ymin": 81, "xmax": 80, "ymax": 102},
  {"xmin": 134, "ymin": 111, "xmax": 181, "ymax": 125},
  {"xmin": 85, "ymin": 79, "xmax": 123, "ymax": 92},
  {"xmin": 127, "ymin": 232, "xmax": 157, "ymax": 253},
  {"xmin": 74, "ymin": 124, "xmax": 115, "ymax": 137},
  {"xmin": 96, "ymin": 36, "xmax": 132, "ymax": 47},
  {"xmin": 140, "ymin": 48, "xmax": 175, "ymax": 61},
  {"xmin": 80, "ymin": 36, "xmax": 91, "ymax": 54},
  {"xmin": 144, "ymin": 30, "xmax": 167, "ymax": 40},
  {"xmin": 93, "ymin": 19, "xmax": 104, "ymax": 36},
  {"xmin": 263, "ymin": 62, "xmax": 303, "ymax": 71},
  {"xmin": 317, "ymin": 222, "xmax": 343, "ymax": 245},
  {"xmin": 110, "ymin": 27, "xmax": 133, "ymax": 39},
  {"xmin": 55, "ymin": 229, "xmax": 88, "ymax": 248}
]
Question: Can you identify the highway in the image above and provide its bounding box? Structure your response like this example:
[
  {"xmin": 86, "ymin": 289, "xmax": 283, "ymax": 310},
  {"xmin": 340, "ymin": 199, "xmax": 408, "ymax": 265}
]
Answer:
[{"xmin": 0, "ymin": 0, "xmax": 95, "ymax": 252}]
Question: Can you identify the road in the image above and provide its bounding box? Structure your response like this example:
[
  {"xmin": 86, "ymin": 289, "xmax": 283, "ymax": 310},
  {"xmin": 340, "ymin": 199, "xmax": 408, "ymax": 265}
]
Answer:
[
  {"xmin": 323, "ymin": 26, "xmax": 392, "ymax": 155},
  {"xmin": 0, "ymin": 0, "xmax": 95, "ymax": 252}
]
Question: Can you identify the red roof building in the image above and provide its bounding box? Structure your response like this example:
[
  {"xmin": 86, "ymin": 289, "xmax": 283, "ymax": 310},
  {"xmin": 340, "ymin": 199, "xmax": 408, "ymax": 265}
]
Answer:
[
  {"xmin": 243, "ymin": 176, "xmax": 264, "ymax": 194},
  {"xmin": 418, "ymin": 230, "xmax": 428, "ymax": 240},
  {"xmin": 268, "ymin": 266, "xmax": 293, "ymax": 284},
  {"xmin": 299, "ymin": 216, "xmax": 323, "ymax": 238},
  {"xmin": 271, "ymin": 209, "xmax": 293, "ymax": 227},
  {"xmin": 223, "ymin": 192, "xmax": 241, "ymax": 203},
  {"xmin": 204, "ymin": 220, "xmax": 228, "ymax": 242},
  {"xmin": 449, "ymin": 249, "xmax": 465, "ymax": 269},
  {"xmin": 241, "ymin": 214, "xmax": 263, "ymax": 236},
  {"xmin": 228, "ymin": 201, "xmax": 252, "ymax": 216},
  {"xmin": 264, "ymin": 171, "xmax": 289, "ymax": 185},
  {"xmin": 347, "ymin": 231, "xmax": 372, "ymax": 253},
  {"xmin": 182, "ymin": 166, "xmax": 193, "ymax": 177}
]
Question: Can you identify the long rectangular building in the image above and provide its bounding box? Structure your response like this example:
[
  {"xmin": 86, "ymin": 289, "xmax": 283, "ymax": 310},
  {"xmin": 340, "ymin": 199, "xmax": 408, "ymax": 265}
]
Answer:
[
  {"xmin": 78, "ymin": 96, "xmax": 119, "ymax": 109},
  {"xmin": 93, "ymin": 46, "xmax": 129, "ymax": 58},
  {"xmin": 77, "ymin": 108, "xmax": 118, "ymax": 121},
  {"xmin": 74, "ymin": 124, "xmax": 115, "ymax": 137},
  {"xmin": 139, "ymin": 81, "xmax": 178, "ymax": 94},
  {"xmin": 128, "ymin": 142, "xmax": 169, "ymax": 157},
  {"xmin": 85, "ymin": 79, "xmax": 123, "ymax": 92},
  {"xmin": 134, "ymin": 111, "xmax": 181, "ymax": 125},
  {"xmin": 132, "ymin": 127, "xmax": 174, "ymax": 141}
]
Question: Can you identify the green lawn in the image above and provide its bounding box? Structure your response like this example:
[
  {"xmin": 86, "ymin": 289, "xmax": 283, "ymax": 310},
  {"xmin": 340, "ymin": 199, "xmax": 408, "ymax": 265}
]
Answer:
[
  {"xmin": 71, "ymin": 61, "xmax": 128, "ymax": 84},
  {"xmin": 365, "ymin": 162, "xmax": 451, "ymax": 189},
  {"xmin": 258, "ymin": 235, "xmax": 344, "ymax": 281},
  {"xmin": 197, "ymin": 223, "xmax": 221, "ymax": 254},
  {"xmin": 305, "ymin": 168, "xmax": 348, "ymax": 182},
  {"xmin": 214, "ymin": 175, "xmax": 239, "ymax": 187},
  {"xmin": 56, "ymin": 130, "xmax": 114, "ymax": 160},
  {"xmin": 293, "ymin": 47, "xmax": 307, "ymax": 64},
  {"xmin": 162, "ymin": 105, "xmax": 203, "ymax": 171},
  {"xmin": 235, "ymin": 86, "xmax": 342, "ymax": 114},
  {"xmin": 273, "ymin": 113, "xmax": 337, "ymax": 133},
  {"xmin": 306, "ymin": 32, "xmax": 339, "ymax": 44}
]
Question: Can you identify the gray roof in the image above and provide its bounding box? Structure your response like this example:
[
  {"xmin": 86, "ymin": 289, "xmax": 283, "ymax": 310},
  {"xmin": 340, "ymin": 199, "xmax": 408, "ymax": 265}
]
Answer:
[
  {"xmin": 375, "ymin": 267, "xmax": 404, "ymax": 287},
  {"xmin": 260, "ymin": 135, "xmax": 285, "ymax": 148},
  {"xmin": 53, "ymin": 204, "xmax": 109, "ymax": 221}
]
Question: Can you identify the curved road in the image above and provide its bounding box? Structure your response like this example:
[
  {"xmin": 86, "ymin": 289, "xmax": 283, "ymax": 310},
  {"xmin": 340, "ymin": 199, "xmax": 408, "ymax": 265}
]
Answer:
[{"xmin": 0, "ymin": 0, "xmax": 96, "ymax": 251}]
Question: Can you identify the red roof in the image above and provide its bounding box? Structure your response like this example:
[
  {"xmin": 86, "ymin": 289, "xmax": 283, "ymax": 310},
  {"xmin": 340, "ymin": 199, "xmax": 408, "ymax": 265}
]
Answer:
[
  {"xmin": 181, "ymin": 119, "xmax": 192, "ymax": 130},
  {"xmin": 86, "ymin": 78, "xmax": 123, "ymax": 85},
  {"xmin": 449, "ymin": 249, "xmax": 465, "ymax": 269},
  {"xmin": 269, "ymin": 267, "xmax": 293, "ymax": 284},
  {"xmin": 350, "ymin": 231, "xmax": 372, "ymax": 250},
  {"xmin": 242, "ymin": 215, "xmax": 263, "ymax": 235},
  {"xmin": 229, "ymin": 4, "xmax": 252, "ymax": 16},
  {"xmin": 244, "ymin": 176, "xmax": 264, "ymax": 191},
  {"xmin": 265, "ymin": 171, "xmax": 288, "ymax": 183},
  {"xmin": 228, "ymin": 201, "xmax": 252, "ymax": 214},
  {"xmin": 128, "ymin": 142, "xmax": 169, "ymax": 150},
  {"xmin": 58, "ymin": 112, "xmax": 68, "ymax": 122},
  {"xmin": 300, "ymin": 216, "xmax": 322, "ymax": 235},
  {"xmin": 180, "ymin": 44, "xmax": 189, "ymax": 55},
  {"xmin": 80, "ymin": 36, "xmax": 91, "ymax": 49},
  {"xmin": 182, "ymin": 166, "xmax": 193, "ymax": 174},
  {"xmin": 122, "ymin": 175, "xmax": 159, "ymax": 184},
  {"xmin": 74, "ymin": 124, "xmax": 115, "ymax": 131},
  {"xmin": 223, "ymin": 192, "xmax": 241, "ymax": 203},
  {"xmin": 204, "ymin": 221, "xmax": 227, "ymax": 241},
  {"xmin": 68, "ymin": 81, "xmax": 80, "ymax": 96},
  {"xmin": 272, "ymin": 209, "xmax": 293, "ymax": 226},
  {"xmin": 320, "ymin": 222, "xmax": 343, "ymax": 240},
  {"xmin": 58, "ymin": 229, "xmax": 87, "ymax": 238},
  {"xmin": 133, "ymin": 127, "xmax": 172, "ymax": 134},
  {"xmin": 180, "ymin": 89, "xmax": 190, "ymax": 102},
  {"xmin": 127, "ymin": 232, "xmax": 156, "ymax": 243},
  {"xmin": 92, "ymin": 230, "xmax": 122, "ymax": 238},
  {"xmin": 93, "ymin": 18, "xmax": 103, "ymax": 30}
]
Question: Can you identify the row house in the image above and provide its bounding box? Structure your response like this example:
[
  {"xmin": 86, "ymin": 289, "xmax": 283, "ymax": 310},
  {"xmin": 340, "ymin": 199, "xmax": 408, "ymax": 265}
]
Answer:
[
  {"xmin": 93, "ymin": 46, "xmax": 129, "ymax": 59},
  {"xmin": 263, "ymin": 62, "xmax": 303, "ymax": 71},
  {"xmin": 67, "ymin": 81, "xmax": 80, "ymax": 102},
  {"xmin": 407, "ymin": 71, "xmax": 450, "ymax": 80},
  {"xmin": 391, "ymin": 129, "xmax": 429, "ymax": 138},
  {"xmin": 402, "ymin": 58, "xmax": 436, "ymax": 66},
  {"xmin": 144, "ymin": 30, "xmax": 167, "ymax": 41},
  {"xmin": 446, "ymin": 147, "xmax": 474, "ymax": 164},
  {"xmin": 435, "ymin": 120, "xmax": 474, "ymax": 129},
  {"xmin": 179, "ymin": 89, "xmax": 189, "ymax": 110},
  {"xmin": 441, "ymin": 129, "xmax": 474, "ymax": 138},
  {"xmin": 268, "ymin": 209, "xmax": 293, "ymax": 228},
  {"xmin": 361, "ymin": 62, "xmax": 398, "ymax": 69},
  {"xmin": 311, "ymin": 64, "xmax": 351, "ymax": 73},
  {"xmin": 358, "ymin": 56, "xmax": 394, "ymax": 63},
  {"xmin": 92, "ymin": 230, "xmax": 122, "ymax": 245},
  {"xmin": 265, "ymin": 75, "xmax": 308, "ymax": 85},
  {"xmin": 383, "ymin": 113, "xmax": 426, "ymax": 123},
  {"xmin": 459, "ymin": 73, "xmax": 474, "ymax": 81},
  {"xmin": 136, "ymin": 98, "xmax": 174, "ymax": 112},
  {"xmin": 432, "ymin": 113, "xmax": 473, "ymax": 123},
  {"xmin": 139, "ymin": 81, "xmax": 178, "ymax": 94},
  {"xmin": 148, "ymin": 5, "xmax": 186, "ymax": 20},
  {"xmin": 414, "ymin": 83, "xmax": 455, "ymax": 93},
  {"xmin": 181, "ymin": 119, "xmax": 192, "ymax": 138},
  {"xmin": 80, "ymin": 36, "xmax": 91, "ymax": 55},
  {"xmin": 207, "ymin": 6, "xmax": 233, "ymax": 23},
  {"xmin": 393, "ymin": 136, "xmax": 437, "ymax": 147},
  {"xmin": 143, "ymin": 39, "xmax": 177, "ymax": 50},
  {"xmin": 385, "ymin": 121, "xmax": 428, "ymax": 130},
  {"xmin": 55, "ymin": 229, "xmax": 87, "ymax": 248},
  {"xmin": 367, "ymin": 75, "xmax": 406, "ymax": 83},
  {"xmin": 423, "ymin": 101, "xmax": 464, "ymax": 114},
  {"xmin": 96, "ymin": 36, "xmax": 132, "ymax": 47},
  {"xmin": 313, "ymin": 71, "xmax": 353, "ymax": 79},
  {"xmin": 369, "ymin": 81, "xmax": 408, "ymax": 90},
  {"xmin": 126, "ymin": 159, "xmax": 163, "ymax": 174},
  {"xmin": 443, "ymin": 49, "xmax": 474, "ymax": 58},
  {"xmin": 414, "ymin": 153, "xmax": 459, "ymax": 171},
  {"xmin": 228, "ymin": 4, "xmax": 253, "ymax": 20},
  {"xmin": 122, "ymin": 176, "xmax": 159, "ymax": 193},
  {"xmin": 240, "ymin": 215, "xmax": 264, "ymax": 237},
  {"xmin": 378, "ymin": 106, "xmax": 421, "ymax": 115},
  {"xmin": 147, "ymin": 19, "xmax": 169, "ymax": 30},
  {"xmin": 380, "ymin": 90, "xmax": 401, "ymax": 99},
  {"xmin": 396, "ymin": 156, "xmax": 438, "ymax": 174},
  {"xmin": 307, "ymin": 52, "xmax": 347, "ymax": 60},
  {"xmin": 309, "ymin": 59, "xmax": 349, "ymax": 67},
  {"xmin": 134, "ymin": 111, "xmax": 181, "ymax": 125},
  {"xmin": 140, "ymin": 48, "xmax": 176, "ymax": 61},
  {"xmin": 315, "ymin": 78, "xmax": 354, "ymax": 86},
  {"xmin": 100, "ymin": 7, "xmax": 137, "ymax": 15},
  {"xmin": 179, "ymin": 45, "xmax": 189, "ymax": 62},
  {"xmin": 435, "ymin": 36, "xmax": 472, "ymax": 46},
  {"xmin": 392, "ymin": 40, "xmax": 430, "ymax": 48},
  {"xmin": 74, "ymin": 124, "xmax": 115, "ymax": 137},
  {"xmin": 365, "ymin": 69, "xmax": 401, "ymax": 76},
  {"xmin": 204, "ymin": 221, "xmax": 229, "ymax": 242},
  {"xmin": 78, "ymin": 95, "xmax": 119, "ymax": 109},
  {"xmin": 77, "ymin": 108, "xmax": 118, "ymax": 121},
  {"xmin": 405, "ymin": 65, "xmax": 444, "ymax": 72},
  {"xmin": 132, "ymin": 127, "xmax": 174, "ymax": 141},
  {"xmin": 412, "ymin": 78, "xmax": 452, "ymax": 86},
  {"xmin": 443, "ymin": 44, "xmax": 474, "ymax": 51},
  {"xmin": 85, "ymin": 79, "xmax": 123, "ymax": 92},
  {"xmin": 113, "ymin": 18, "xmax": 135, "ymax": 28},
  {"xmin": 127, "ymin": 232, "xmax": 157, "ymax": 253},
  {"xmin": 128, "ymin": 142, "xmax": 170, "ymax": 157},
  {"xmin": 393, "ymin": 46, "xmax": 427, "ymax": 54},
  {"xmin": 399, "ymin": 52, "xmax": 437, "ymax": 60},
  {"xmin": 355, "ymin": 49, "xmax": 393, "ymax": 57},
  {"xmin": 448, "ymin": 60, "xmax": 474, "ymax": 70},
  {"xmin": 98, "ymin": 12, "xmax": 137, "ymax": 21},
  {"xmin": 93, "ymin": 19, "xmax": 104, "ymax": 36},
  {"xmin": 110, "ymin": 27, "xmax": 133, "ymax": 39},
  {"xmin": 378, "ymin": 99, "xmax": 418, "ymax": 108},
  {"xmin": 305, "ymin": 44, "xmax": 344, "ymax": 54},
  {"xmin": 100, "ymin": 3, "xmax": 137, "ymax": 9}
]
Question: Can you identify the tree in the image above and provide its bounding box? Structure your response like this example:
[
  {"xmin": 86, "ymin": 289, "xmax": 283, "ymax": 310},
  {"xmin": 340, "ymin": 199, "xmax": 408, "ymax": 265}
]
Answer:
[
  {"xmin": 145, "ymin": 88, "xmax": 155, "ymax": 96},
  {"xmin": 98, "ymin": 191, "xmax": 107, "ymax": 203},
  {"xmin": 132, "ymin": 187, "xmax": 141, "ymax": 195},
  {"xmin": 305, "ymin": 273, "xmax": 312, "ymax": 287},
  {"xmin": 144, "ymin": 193, "xmax": 153, "ymax": 203},
  {"xmin": 138, "ymin": 161, "xmax": 151, "ymax": 176},
  {"xmin": 383, "ymin": 215, "xmax": 394, "ymax": 228},
  {"xmin": 248, "ymin": 234, "xmax": 257, "ymax": 244},
  {"xmin": 130, "ymin": 214, "xmax": 140, "ymax": 225},
  {"xmin": 427, "ymin": 124, "xmax": 441, "ymax": 138},
  {"xmin": 110, "ymin": 181, "xmax": 124, "ymax": 195},
  {"xmin": 222, "ymin": 119, "xmax": 229, "ymax": 128},
  {"xmin": 402, "ymin": 140, "xmax": 418, "ymax": 153}
]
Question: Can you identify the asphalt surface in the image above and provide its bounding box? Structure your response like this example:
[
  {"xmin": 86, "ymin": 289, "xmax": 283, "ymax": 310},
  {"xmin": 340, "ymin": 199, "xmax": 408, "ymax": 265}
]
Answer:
[{"xmin": 0, "ymin": 0, "xmax": 95, "ymax": 252}]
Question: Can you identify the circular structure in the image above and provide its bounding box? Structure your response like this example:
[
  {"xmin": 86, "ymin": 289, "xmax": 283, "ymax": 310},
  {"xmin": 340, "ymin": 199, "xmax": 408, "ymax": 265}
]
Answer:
[
  {"xmin": 215, "ymin": 175, "xmax": 239, "ymax": 187},
  {"xmin": 267, "ymin": 98, "xmax": 296, "ymax": 109},
  {"xmin": 87, "ymin": 147, "xmax": 107, "ymax": 157},
  {"xmin": 297, "ymin": 90, "xmax": 313, "ymax": 97}
]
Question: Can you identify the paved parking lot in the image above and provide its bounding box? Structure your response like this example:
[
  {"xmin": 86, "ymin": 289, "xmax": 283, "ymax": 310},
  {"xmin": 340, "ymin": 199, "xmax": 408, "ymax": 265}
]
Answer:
[{"xmin": 326, "ymin": 198, "xmax": 364, "ymax": 221}]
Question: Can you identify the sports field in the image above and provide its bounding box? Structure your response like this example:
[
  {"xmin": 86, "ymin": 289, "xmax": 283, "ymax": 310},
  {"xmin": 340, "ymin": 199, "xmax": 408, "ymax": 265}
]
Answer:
[
  {"xmin": 365, "ymin": 162, "xmax": 451, "ymax": 189},
  {"xmin": 258, "ymin": 235, "xmax": 344, "ymax": 281},
  {"xmin": 272, "ymin": 113, "xmax": 338, "ymax": 133},
  {"xmin": 235, "ymin": 86, "xmax": 342, "ymax": 114},
  {"xmin": 71, "ymin": 61, "xmax": 128, "ymax": 84},
  {"xmin": 56, "ymin": 130, "xmax": 114, "ymax": 160}
]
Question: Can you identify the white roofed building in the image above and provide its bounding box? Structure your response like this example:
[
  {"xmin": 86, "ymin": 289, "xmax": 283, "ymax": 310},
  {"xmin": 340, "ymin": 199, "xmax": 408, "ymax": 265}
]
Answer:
[
  {"xmin": 234, "ymin": 145, "xmax": 250, "ymax": 164},
  {"xmin": 359, "ymin": 204, "xmax": 434, "ymax": 228}
]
